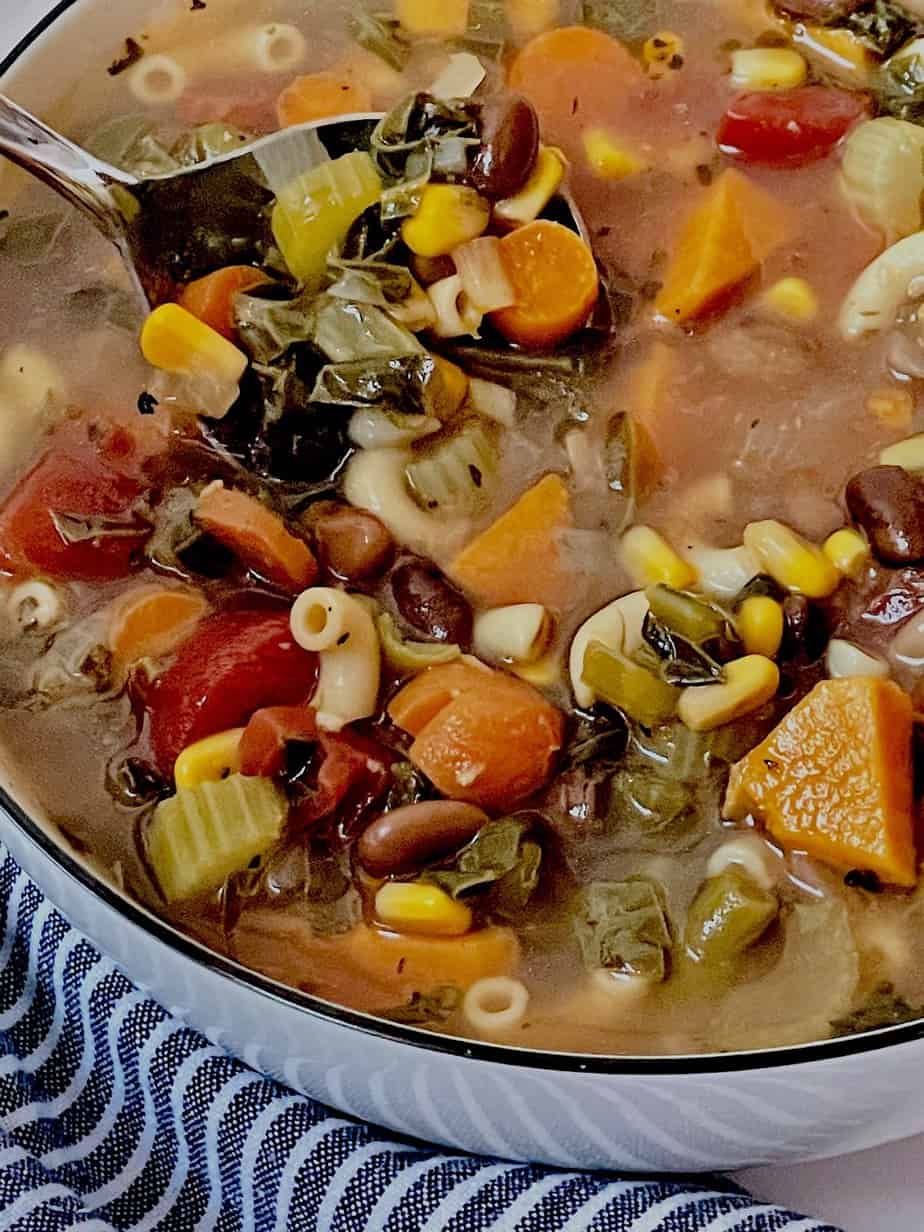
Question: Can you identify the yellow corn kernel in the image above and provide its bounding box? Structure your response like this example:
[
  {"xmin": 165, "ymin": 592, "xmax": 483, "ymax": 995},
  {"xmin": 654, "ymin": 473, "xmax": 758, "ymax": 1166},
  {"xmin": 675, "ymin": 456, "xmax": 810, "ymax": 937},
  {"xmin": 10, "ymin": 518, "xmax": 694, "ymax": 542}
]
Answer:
[
  {"xmin": 511, "ymin": 651, "xmax": 562, "ymax": 688},
  {"xmin": 140, "ymin": 304, "xmax": 247, "ymax": 383},
  {"xmin": 736, "ymin": 596, "xmax": 784, "ymax": 658},
  {"xmin": 793, "ymin": 24, "xmax": 873, "ymax": 84},
  {"xmin": 493, "ymin": 146, "xmax": 567, "ymax": 229},
  {"xmin": 621, "ymin": 525, "xmax": 698, "ymax": 590},
  {"xmin": 880, "ymin": 432, "xmax": 924, "ymax": 472},
  {"xmin": 678, "ymin": 655, "xmax": 780, "ymax": 732},
  {"xmin": 375, "ymin": 881, "xmax": 473, "ymax": 937},
  {"xmin": 506, "ymin": 0, "xmax": 558, "ymax": 40},
  {"xmin": 742, "ymin": 520, "xmax": 840, "ymax": 599},
  {"xmin": 643, "ymin": 30, "xmax": 684, "ymax": 78},
  {"xmin": 431, "ymin": 354, "xmax": 469, "ymax": 418},
  {"xmin": 174, "ymin": 728, "xmax": 245, "ymax": 789},
  {"xmin": 402, "ymin": 184, "xmax": 491, "ymax": 258},
  {"xmin": 730, "ymin": 48, "xmax": 807, "ymax": 91},
  {"xmin": 823, "ymin": 527, "xmax": 870, "ymax": 578},
  {"xmin": 396, "ymin": 0, "xmax": 469, "ymax": 38},
  {"xmin": 867, "ymin": 386, "xmax": 914, "ymax": 430},
  {"xmin": 762, "ymin": 277, "xmax": 818, "ymax": 322},
  {"xmin": 582, "ymin": 129, "xmax": 647, "ymax": 181}
]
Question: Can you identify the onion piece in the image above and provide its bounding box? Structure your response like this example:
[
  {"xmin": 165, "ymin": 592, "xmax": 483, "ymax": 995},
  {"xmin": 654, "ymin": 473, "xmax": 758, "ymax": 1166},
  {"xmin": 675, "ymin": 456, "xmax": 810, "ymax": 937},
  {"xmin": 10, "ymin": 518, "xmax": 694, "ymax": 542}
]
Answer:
[
  {"xmin": 467, "ymin": 376, "xmax": 517, "ymax": 426},
  {"xmin": 452, "ymin": 236, "xmax": 516, "ymax": 313},
  {"xmin": 428, "ymin": 52, "xmax": 486, "ymax": 100}
]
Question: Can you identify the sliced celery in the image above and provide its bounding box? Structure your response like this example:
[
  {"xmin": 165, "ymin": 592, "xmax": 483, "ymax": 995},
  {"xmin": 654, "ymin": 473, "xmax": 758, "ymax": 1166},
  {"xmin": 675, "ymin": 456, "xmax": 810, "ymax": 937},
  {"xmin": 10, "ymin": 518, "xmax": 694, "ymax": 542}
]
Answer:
[
  {"xmin": 272, "ymin": 151, "xmax": 382, "ymax": 284},
  {"xmin": 684, "ymin": 868, "xmax": 778, "ymax": 965},
  {"xmin": 147, "ymin": 774, "xmax": 287, "ymax": 902},
  {"xmin": 581, "ymin": 639, "xmax": 678, "ymax": 727},
  {"xmin": 405, "ymin": 423, "xmax": 498, "ymax": 517}
]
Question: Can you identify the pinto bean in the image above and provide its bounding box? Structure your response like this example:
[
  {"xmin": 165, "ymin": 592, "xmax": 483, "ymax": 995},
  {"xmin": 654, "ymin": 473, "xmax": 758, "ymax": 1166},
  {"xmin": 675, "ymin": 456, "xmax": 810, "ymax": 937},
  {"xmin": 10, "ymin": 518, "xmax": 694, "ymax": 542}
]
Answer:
[
  {"xmin": 390, "ymin": 558, "xmax": 473, "ymax": 644},
  {"xmin": 310, "ymin": 503, "xmax": 395, "ymax": 581},
  {"xmin": 472, "ymin": 96, "xmax": 540, "ymax": 200},
  {"xmin": 845, "ymin": 466, "xmax": 924, "ymax": 566},
  {"xmin": 357, "ymin": 801, "xmax": 489, "ymax": 877}
]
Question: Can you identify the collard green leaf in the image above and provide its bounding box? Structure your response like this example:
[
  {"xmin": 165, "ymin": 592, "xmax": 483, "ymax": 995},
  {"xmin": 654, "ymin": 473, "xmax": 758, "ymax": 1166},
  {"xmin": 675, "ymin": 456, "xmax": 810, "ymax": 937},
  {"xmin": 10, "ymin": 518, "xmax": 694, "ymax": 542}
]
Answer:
[
  {"xmin": 327, "ymin": 260, "xmax": 416, "ymax": 308},
  {"xmin": 347, "ymin": 7, "xmax": 411, "ymax": 71},
  {"xmin": 424, "ymin": 817, "xmax": 543, "ymax": 916},
  {"xmin": 235, "ymin": 287, "xmax": 317, "ymax": 364},
  {"xmin": 383, "ymin": 761, "xmax": 437, "ymax": 811},
  {"xmin": 313, "ymin": 297, "xmax": 423, "ymax": 363},
  {"xmin": 830, "ymin": 982, "xmax": 924, "ymax": 1037},
  {"xmin": 574, "ymin": 878, "xmax": 672, "ymax": 980},
  {"xmin": 371, "ymin": 92, "xmax": 480, "ymax": 184},
  {"xmin": 846, "ymin": 0, "xmax": 915, "ymax": 57},
  {"xmin": 381, "ymin": 985, "xmax": 462, "ymax": 1024},
  {"xmin": 641, "ymin": 612, "xmax": 725, "ymax": 687},
  {"xmin": 309, "ymin": 354, "xmax": 438, "ymax": 412}
]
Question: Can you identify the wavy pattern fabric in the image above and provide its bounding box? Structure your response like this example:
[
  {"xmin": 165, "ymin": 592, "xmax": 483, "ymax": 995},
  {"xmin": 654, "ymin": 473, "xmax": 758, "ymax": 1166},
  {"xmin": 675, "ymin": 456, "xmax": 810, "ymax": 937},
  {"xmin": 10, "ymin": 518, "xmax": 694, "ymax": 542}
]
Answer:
[{"xmin": 0, "ymin": 844, "xmax": 842, "ymax": 1232}]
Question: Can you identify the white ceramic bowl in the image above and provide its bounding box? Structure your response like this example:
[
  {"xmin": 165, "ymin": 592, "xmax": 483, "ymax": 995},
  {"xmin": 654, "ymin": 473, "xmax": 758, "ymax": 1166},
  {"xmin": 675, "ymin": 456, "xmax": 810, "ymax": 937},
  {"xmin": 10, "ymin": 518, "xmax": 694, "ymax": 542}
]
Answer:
[{"xmin": 5, "ymin": 0, "xmax": 924, "ymax": 1174}]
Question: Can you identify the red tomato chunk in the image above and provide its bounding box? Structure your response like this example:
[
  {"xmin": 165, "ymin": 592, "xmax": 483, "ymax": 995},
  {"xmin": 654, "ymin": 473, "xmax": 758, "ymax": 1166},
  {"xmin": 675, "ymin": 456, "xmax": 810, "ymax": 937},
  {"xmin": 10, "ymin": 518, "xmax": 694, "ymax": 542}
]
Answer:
[{"xmin": 717, "ymin": 86, "xmax": 870, "ymax": 166}]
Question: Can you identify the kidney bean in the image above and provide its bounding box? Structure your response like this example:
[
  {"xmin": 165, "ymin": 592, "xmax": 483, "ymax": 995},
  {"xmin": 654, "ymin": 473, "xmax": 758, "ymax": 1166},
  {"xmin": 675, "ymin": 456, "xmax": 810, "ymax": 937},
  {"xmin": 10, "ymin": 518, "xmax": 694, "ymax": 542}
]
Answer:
[
  {"xmin": 472, "ymin": 96, "xmax": 540, "ymax": 200},
  {"xmin": 357, "ymin": 801, "xmax": 489, "ymax": 877},
  {"xmin": 309, "ymin": 502, "xmax": 395, "ymax": 581},
  {"xmin": 390, "ymin": 558, "xmax": 473, "ymax": 644},
  {"xmin": 845, "ymin": 466, "xmax": 924, "ymax": 566}
]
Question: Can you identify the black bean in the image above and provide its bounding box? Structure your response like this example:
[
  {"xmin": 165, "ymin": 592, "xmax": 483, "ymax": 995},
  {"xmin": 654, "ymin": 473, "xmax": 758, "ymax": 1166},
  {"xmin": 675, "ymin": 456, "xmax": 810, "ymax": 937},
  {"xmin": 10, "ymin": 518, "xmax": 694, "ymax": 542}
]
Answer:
[
  {"xmin": 390, "ymin": 558, "xmax": 473, "ymax": 645},
  {"xmin": 472, "ymin": 96, "xmax": 540, "ymax": 200},
  {"xmin": 780, "ymin": 595, "xmax": 827, "ymax": 663},
  {"xmin": 845, "ymin": 466, "xmax": 924, "ymax": 566}
]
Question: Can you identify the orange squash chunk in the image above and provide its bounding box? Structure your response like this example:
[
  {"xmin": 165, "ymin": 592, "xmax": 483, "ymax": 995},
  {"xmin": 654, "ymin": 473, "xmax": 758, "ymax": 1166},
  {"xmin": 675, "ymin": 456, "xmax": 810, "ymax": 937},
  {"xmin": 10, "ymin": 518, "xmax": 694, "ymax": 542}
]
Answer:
[
  {"xmin": 654, "ymin": 169, "xmax": 791, "ymax": 324},
  {"xmin": 724, "ymin": 677, "xmax": 917, "ymax": 886},
  {"xmin": 449, "ymin": 473, "xmax": 573, "ymax": 610}
]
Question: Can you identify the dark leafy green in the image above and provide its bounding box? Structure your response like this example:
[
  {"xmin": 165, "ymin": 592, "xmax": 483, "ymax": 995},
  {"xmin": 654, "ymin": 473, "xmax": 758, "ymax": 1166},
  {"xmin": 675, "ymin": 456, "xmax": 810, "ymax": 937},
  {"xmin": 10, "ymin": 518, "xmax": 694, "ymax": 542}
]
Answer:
[
  {"xmin": 846, "ymin": 0, "xmax": 916, "ymax": 58},
  {"xmin": 640, "ymin": 611, "xmax": 726, "ymax": 687},
  {"xmin": 371, "ymin": 93, "xmax": 481, "ymax": 190},
  {"xmin": 348, "ymin": 7, "xmax": 411, "ymax": 71},
  {"xmin": 878, "ymin": 41, "xmax": 924, "ymax": 121},
  {"xmin": 145, "ymin": 487, "xmax": 234, "ymax": 578},
  {"xmin": 562, "ymin": 709, "xmax": 630, "ymax": 774},
  {"xmin": 830, "ymin": 982, "xmax": 924, "ymax": 1036},
  {"xmin": 381, "ymin": 985, "xmax": 462, "ymax": 1025},
  {"xmin": 574, "ymin": 878, "xmax": 672, "ymax": 979},
  {"xmin": 309, "ymin": 354, "xmax": 438, "ymax": 412},
  {"xmin": 424, "ymin": 817, "xmax": 543, "ymax": 916},
  {"xmin": 383, "ymin": 761, "xmax": 437, "ymax": 810}
]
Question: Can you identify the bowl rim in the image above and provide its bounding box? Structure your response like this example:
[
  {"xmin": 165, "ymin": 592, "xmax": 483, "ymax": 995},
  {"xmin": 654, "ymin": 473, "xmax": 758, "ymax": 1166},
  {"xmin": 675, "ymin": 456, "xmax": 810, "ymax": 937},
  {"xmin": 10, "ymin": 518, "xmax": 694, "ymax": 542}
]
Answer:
[{"xmin": 4, "ymin": 0, "xmax": 924, "ymax": 1079}]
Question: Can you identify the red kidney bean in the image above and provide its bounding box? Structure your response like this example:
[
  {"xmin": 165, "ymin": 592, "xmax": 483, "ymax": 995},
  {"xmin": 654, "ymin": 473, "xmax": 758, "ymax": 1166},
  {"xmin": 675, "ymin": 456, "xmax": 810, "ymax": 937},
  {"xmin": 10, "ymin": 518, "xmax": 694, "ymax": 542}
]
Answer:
[
  {"xmin": 357, "ymin": 801, "xmax": 489, "ymax": 877},
  {"xmin": 390, "ymin": 558, "xmax": 473, "ymax": 644},
  {"xmin": 472, "ymin": 96, "xmax": 540, "ymax": 200},
  {"xmin": 845, "ymin": 466, "xmax": 924, "ymax": 566},
  {"xmin": 309, "ymin": 502, "xmax": 395, "ymax": 581}
]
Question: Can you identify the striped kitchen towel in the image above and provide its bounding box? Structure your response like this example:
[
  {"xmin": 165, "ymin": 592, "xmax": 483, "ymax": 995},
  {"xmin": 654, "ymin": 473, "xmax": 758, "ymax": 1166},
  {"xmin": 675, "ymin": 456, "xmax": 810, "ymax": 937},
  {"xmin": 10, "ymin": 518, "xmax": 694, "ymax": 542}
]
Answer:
[{"xmin": 0, "ymin": 844, "xmax": 840, "ymax": 1231}]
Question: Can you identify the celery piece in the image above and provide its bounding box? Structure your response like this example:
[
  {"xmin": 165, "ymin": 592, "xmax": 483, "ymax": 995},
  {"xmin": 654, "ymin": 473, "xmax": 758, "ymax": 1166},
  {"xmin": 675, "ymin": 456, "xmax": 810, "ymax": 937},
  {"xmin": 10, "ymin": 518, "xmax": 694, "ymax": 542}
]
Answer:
[
  {"xmin": 581, "ymin": 639, "xmax": 678, "ymax": 726},
  {"xmin": 646, "ymin": 584, "xmax": 725, "ymax": 644},
  {"xmin": 684, "ymin": 868, "xmax": 778, "ymax": 965},
  {"xmin": 405, "ymin": 423, "xmax": 498, "ymax": 517},
  {"xmin": 272, "ymin": 151, "xmax": 382, "ymax": 284},
  {"xmin": 147, "ymin": 774, "xmax": 287, "ymax": 902}
]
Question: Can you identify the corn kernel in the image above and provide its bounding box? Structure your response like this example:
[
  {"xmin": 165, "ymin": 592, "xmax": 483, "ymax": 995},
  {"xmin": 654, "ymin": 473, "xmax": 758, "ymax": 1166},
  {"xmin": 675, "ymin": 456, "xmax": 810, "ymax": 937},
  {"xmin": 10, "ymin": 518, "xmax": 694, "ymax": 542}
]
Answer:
[
  {"xmin": 762, "ymin": 277, "xmax": 818, "ymax": 322},
  {"xmin": 494, "ymin": 146, "xmax": 567, "ymax": 229},
  {"xmin": 823, "ymin": 527, "xmax": 870, "ymax": 578},
  {"xmin": 736, "ymin": 595, "xmax": 784, "ymax": 658},
  {"xmin": 402, "ymin": 184, "xmax": 491, "ymax": 258},
  {"xmin": 174, "ymin": 728, "xmax": 245, "ymax": 789},
  {"xmin": 621, "ymin": 525, "xmax": 698, "ymax": 590},
  {"xmin": 793, "ymin": 24, "xmax": 872, "ymax": 83},
  {"xmin": 880, "ymin": 432, "xmax": 924, "ymax": 472},
  {"xmin": 375, "ymin": 881, "xmax": 473, "ymax": 937},
  {"xmin": 140, "ymin": 304, "xmax": 248, "ymax": 383},
  {"xmin": 396, "ymin": 0, "xmax": 469, "ymax": 38},
  {"xmin": 582, "ymin": 129, "xmax": 647, "ymax": 181},
  {"xmin": 643, "ymin": 31, "xmax": 684, "ymax": 78},
  {"xmin": 678, "ymin": 655, "xmax": 780, "ymax": 732},
  {"xmin": 431, "ymin": 354, "xmax": 469, "ymax": 418},
  {"xmin": 867, "ymin": 387, "xmax": 914, "ymax": 430},
  {"xmin": 730, "ymin": 48, "xmax": 807, "ymax": 91},
  {"xmin": 742, "ymin": 519, "xmax": 840, "ymax": 599}
]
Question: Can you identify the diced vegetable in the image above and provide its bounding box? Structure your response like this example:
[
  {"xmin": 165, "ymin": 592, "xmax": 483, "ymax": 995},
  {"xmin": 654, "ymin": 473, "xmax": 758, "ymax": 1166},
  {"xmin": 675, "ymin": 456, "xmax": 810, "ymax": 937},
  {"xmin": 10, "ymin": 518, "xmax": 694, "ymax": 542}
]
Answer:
[
  {"xmin": 581, "ymin": 639, "xmax": 679, "ymax": 726},
  {"xmin": 717, "ymin": 86, "xmax": 869, "ymax": 166},
  {"xmin": 654, "ymin": 169, "xmax": 790, "ymax": 324},
  {"xmin": 108, "ymin": 584, "xmax": 207, "ymax": 665},
  {"xmin": 146, "ymin": 773, "xmax": 287, "ymax": 902},
  {"xmin": 396, "ymin": 0, "xmax": 469, "ymax": 37},
  {"xmin": 141, "ymin": 303, "xmax": 248, "ymax": 393},
  {"xmin": 272, "ymin": 151, "xmax": 382, "ymax": 283},
  {"xmin": 375, "ymin": 881, "xmax": 473, "ymax": 937},
  {"xmin": 195, "ymin": 483, "xmax": 317, "ymax": 593},
  {"xmin": 677, "ymin": 654, "xmax": 779, "ymax": 732},
  {"xmin": 276, "ymin": 72, "xmax": 373, "ymax": 127},
  {"xmin": 238, "ymin": 705, "xmax": 319, "ymax": 778},
  {"xmin": 793, "ymin": 24, "xmax": 873, "ymax": 86},
  {"xmin": 725, "ymin": 677, "xmax": 917, "ymax": 885},
  {"xmin": 473, "ymin": 603, "xmax": 550, "ymax": 664},
  {"xmin": 449, "ymin": 473, "xmax": 573, "ymax": 609},
  {"xmin": 388, "ymin": 662, "xmax": 564, "ymax": 811},
  {"xmin": 840, "ymin": 118, "xmax": 924, "ymax": 244},
  {"xmin": 574, "ymin": 879, "xmax": 672, "ymax": 981},
  {"xmin": 761, "ymin": 277, "xmax": 819, "ymax": 322},
  {"xmin": 493, "ymin": 146, "xmax": 567, "ymax": 228},
  {"xmin": 684, "ymin": 868, "xmax": 778, "ymax": 964},
  {"xmin": 621, "ymin": 526, "xmax": 697, "ymax": 591},
  {"xmin": 173, "ymin": 727, "xmax": 244, "ymax": 789},
  {"xmin": 406, "ymin": 423, "xmax": 498, "ymax": 517},
  {"xmin": 730, "ymin": 48, "xmax": 808, "ymax": 91},
  {"xmin": 178, "ymin": 267, "xmax": 272, "ymax": 342},
  {"xmin": 452, "ymin": 237, "xmax": 516, "ymax": 313},
  {"xmin": 647, "ymin": 585, "xmax": 725, "ymax": 644},
  {"xmin": 347, "ymin": 922, "xmax": 519, "ymax": 994},
  {"xmin": 823, "ymin": 527, "xmax": 870, "ymax": 577},
  {"xmin": 377, "ymin": 611, "xmax": 461, "ymax": 672},
  {"xmin": 742, "ymin": 519, "xmax": 839, "ymax": 598},
  {"xmin": 508, "ymin": 26, "xmax": 642, "ymax": 124},
  {"xmin": 736, "ymin": 595, "xmax": 784, "ymax": 658},
  {"xmin": 402, "ymin": 185, "xmax": 491, "ymax": 258},
  {"xmin": 491, "ymin": 220, "xmax": 599, "ymax": 348},
  {"xmin": 582, "ymin": 129, "xmax": 647, "ymax": 180}
]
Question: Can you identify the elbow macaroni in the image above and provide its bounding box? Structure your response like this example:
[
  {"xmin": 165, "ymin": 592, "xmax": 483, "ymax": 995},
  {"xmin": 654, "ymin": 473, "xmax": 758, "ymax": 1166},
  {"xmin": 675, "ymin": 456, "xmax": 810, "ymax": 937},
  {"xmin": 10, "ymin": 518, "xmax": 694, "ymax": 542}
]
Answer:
[{"xmin": 290, "ymin": 587, "xmax": 381, "ymax": 731}]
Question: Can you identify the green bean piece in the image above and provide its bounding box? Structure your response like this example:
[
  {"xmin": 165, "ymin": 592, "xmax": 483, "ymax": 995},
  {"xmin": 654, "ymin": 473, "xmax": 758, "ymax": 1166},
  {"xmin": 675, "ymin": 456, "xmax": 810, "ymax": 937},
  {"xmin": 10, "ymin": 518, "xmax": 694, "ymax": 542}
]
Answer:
[
  {"xmin": 582, "ymin": 639, "xmax": 678, "ymax": 726},
  {"xmin": 684, "ymin": 868, "xmax": 778, "ymax": 965},
  {"xmin": 646, "ymin": 584, "xmax": 726, "ymax": 644}
]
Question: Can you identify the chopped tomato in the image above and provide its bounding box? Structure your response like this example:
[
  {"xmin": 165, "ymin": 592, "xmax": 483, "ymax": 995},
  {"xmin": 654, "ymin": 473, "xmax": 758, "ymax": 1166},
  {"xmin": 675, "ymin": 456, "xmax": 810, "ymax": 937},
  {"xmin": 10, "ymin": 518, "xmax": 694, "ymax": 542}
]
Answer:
[
  {"xmin": 717, "ymin": 87, "xmax": 869, "ymax": 166},
  {"xmin": 0, "ymin": 421, "xmax": 151, "ymax": 582},
  {"xmin": 291, "ymin": 729, "xmax": 393, "ymax": 834},
  {"xmin": 147, "ymin": 610, "xmax": 318, "ymax": 775},
  {"xmin": 239, "ymin": 706, "xmax": 320, "ymax": 778}
]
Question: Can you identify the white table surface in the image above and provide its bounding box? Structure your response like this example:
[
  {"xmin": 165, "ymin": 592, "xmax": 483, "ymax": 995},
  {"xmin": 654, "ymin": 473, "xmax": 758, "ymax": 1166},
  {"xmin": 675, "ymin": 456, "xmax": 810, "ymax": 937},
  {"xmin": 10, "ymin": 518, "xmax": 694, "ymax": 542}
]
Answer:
[{"xmin": 2, "ymin": 3, "xmax": 923, "ymax": 1228}]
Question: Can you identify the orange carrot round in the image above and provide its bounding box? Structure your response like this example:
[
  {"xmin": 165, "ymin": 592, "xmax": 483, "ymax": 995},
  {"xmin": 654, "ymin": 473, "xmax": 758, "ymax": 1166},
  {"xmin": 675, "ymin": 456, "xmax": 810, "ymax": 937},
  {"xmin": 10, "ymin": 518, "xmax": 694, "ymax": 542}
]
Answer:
[
  {"xmin": 491, "ymin": 220, "xmax": 599, "ymax": 349},
  {"xmin": 508, "ymin": 26, "xmax": 641, "ymax": 126},
  {"xmin": 276, "ymin": 72, "xmax": 373, "ymax": 128},
  {"xmin": 178, "ymin": 266, "xmax": 270, "ymax": 341},
  {"xmin": 109, "ymin": 585, "xmax": 208, "ymax": 665},
  {"xmin": 195, "ymin": 484, "xmax": 318, "ymax": 593}
]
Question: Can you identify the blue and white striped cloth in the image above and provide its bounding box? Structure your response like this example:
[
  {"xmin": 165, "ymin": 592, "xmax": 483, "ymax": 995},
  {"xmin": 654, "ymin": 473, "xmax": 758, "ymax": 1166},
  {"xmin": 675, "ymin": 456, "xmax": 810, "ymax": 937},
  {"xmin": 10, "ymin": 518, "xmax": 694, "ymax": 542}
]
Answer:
[{"xmin": 0, "ymin": 843, "xmax": 841, "ymax": 1232}]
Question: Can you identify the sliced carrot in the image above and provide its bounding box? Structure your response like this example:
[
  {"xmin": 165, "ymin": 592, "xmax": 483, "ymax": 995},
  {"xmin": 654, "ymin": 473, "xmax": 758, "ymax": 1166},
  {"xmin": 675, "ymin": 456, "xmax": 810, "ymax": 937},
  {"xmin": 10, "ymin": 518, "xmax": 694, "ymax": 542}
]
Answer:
[
  {"xmin": 346, "ymin": 923, "xmax": 520, "ymax": 997},
  {"xmin": 654, "ymin": 168, "xmax": 791, "ymax": 324},
  {"xmin": 276, "ymin": 72, "xmax": 373, "ymax": 128},
  {"xmin": 508, "ymin": 26, "xmax": 642, "ymax": 126},
  {"xmin": 195, "ymin": 483, "xmax": 318, "ymax": 593},
  {"xmin": 449, "ymin": 473, "xmax": 573, "ymax": 609},
  {"xmin": 109, "ymin": 585, "xmax": 207, "ymax": 665},
  {"xmin": 389, "ymin": 662, "xmax": 564, "ymax": 811},
  {"xmin": 387, "ymin": 660, "xmax": 493, "ymax": 737},
  {"xmin": 725, "ymin": 677, "xmax": 917, "ymax": 886},
  {"xmin": 491, "ymin": 220, "xmax": 599, "ymax": 349},
  {"xmin": 178, "ymin": 266, "xmax": 271, "ymax": 342}
]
